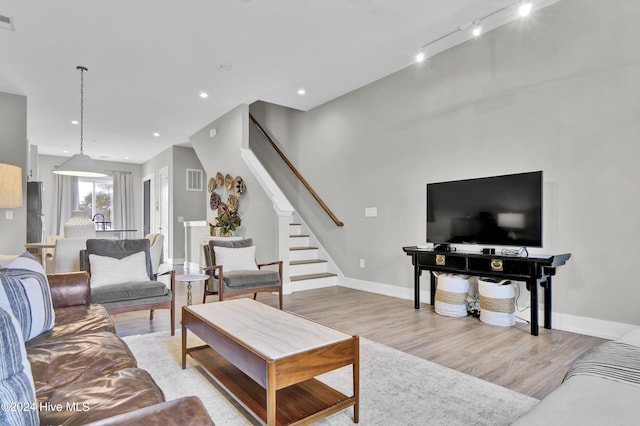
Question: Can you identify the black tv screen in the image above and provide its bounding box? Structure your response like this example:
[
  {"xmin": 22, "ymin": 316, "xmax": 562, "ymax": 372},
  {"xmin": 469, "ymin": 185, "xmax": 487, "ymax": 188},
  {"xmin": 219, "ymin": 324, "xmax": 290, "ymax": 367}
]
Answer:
[{"xmin": 426, "ymin": 171, "xmax": 542, "ymax": 248}]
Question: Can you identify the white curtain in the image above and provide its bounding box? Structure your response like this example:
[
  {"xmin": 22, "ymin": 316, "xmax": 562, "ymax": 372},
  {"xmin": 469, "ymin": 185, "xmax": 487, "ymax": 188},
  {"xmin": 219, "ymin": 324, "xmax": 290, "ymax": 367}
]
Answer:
[
  {"xmin": 112, "ymin": 171, "xmax": 134, "ymax": 231},
  {"xmin": 53, "ymin": 175, "xmax": 78, "ymax": 235}
]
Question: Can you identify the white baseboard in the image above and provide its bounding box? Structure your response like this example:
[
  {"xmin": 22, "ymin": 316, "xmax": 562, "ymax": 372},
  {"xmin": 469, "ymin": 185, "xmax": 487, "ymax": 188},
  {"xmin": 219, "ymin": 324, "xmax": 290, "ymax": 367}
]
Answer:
[
  {"xmin": 338, "ymin": 277, "xmax": 637, "ymax": 340},
  {"xmin": 339, "ymin": 277, "xmax": 431, "ymax": 308},
  {"xmin": 289, "ymin": 276, "xmax": 337, "ymax": 293},
  {"xmin": 547, "ymin": 312, "xmax": 638, "ymax": 340}
]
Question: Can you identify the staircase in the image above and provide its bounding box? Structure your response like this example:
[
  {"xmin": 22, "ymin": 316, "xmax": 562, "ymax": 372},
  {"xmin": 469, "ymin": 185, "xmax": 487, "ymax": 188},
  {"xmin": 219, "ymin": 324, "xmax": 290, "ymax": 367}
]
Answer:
[{"xmin": 287, "ymin": 218, "xmax": 337, "ymax": 290}]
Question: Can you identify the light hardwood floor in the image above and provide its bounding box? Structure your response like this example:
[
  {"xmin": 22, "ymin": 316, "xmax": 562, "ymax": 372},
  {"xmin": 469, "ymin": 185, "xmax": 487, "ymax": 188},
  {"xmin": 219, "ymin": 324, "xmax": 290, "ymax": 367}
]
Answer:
[{"xmin": 113, "ymin": 275, "xmax": 605, "ymax": 400}]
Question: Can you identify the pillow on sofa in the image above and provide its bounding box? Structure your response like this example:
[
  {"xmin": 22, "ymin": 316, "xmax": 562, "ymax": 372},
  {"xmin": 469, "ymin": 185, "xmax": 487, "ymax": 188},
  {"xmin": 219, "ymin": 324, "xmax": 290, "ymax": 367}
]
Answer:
[
  {"xmin": 0, "ymin": 306, "xmax": 39, "ymax": 426},
  {"xmin": 213, "ymin": 245, "xmax": 258, "ymax": 273},
  {"xmin": 0, "ymin": 252, "xmax": 55, "ymax": 342},
  {"xmin": 89, "ymin": 251, "xmax": 150, "ymax": 288}
]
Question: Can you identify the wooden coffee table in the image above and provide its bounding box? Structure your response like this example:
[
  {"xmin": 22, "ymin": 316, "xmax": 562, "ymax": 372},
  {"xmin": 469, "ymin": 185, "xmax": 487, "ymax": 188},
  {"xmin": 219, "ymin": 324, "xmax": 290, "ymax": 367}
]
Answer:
[{"xmin": 182, "ymin": 299, "xmax": 359, "ymax": 425}]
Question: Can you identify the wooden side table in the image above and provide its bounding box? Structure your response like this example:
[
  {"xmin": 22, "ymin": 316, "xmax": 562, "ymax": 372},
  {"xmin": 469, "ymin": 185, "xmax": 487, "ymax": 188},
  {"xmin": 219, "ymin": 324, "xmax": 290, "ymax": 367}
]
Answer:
[{"xmin": 175, "ymin": 274, "xmax": 209, "ymax": 306}]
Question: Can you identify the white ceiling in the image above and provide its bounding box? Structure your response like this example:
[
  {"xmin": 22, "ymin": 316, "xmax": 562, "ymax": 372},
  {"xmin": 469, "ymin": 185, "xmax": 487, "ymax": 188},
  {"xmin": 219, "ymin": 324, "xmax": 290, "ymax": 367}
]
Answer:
[{"xmin": 0, "ymin": 0, "xmax": 557, "ymax": 164}]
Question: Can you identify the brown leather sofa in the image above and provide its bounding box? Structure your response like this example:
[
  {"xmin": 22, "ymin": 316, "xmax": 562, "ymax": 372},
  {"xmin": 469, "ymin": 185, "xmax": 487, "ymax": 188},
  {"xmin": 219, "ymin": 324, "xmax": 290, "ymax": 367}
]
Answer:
[{"xmin": 26, "ymin": 271, "xmax": 215, "ymax": 425}]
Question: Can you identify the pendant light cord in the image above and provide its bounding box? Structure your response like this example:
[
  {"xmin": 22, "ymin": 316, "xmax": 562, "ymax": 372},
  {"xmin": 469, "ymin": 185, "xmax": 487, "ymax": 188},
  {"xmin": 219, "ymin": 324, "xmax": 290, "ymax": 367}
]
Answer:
[{"xmin": 77, "ymin": 65, "xmax": 88, "ymax": 155}]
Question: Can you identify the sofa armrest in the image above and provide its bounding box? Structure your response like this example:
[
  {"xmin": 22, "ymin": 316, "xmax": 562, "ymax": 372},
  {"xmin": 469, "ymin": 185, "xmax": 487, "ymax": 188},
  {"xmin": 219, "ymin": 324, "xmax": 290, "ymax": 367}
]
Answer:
[
  {"xmin": 84, "ymin": 396, "xmax": 215, "ymax": 426},
  {"xmin": 47, "ymin": 271, "xmax": 91, "ymax": 308}
]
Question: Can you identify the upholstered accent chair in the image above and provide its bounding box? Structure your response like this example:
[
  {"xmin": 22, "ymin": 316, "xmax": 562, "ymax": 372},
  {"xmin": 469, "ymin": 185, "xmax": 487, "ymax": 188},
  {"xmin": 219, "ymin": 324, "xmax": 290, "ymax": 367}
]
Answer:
[
  {"xmin": 44, "ymin": 234, "xmax": 64, "ymax": 272},
  {"xmin": 145, "ymin": 233, "xmax": 164, "ymax": 275},
  {"xmin": 202, "ymin": 238, "xmax": 283, "ymax": 309},
  {"xmin": 80, "ymin": 238, "xmax": 176, "ymax": 335},
  {"xmin": 51, "ymin": 238, "xmax": 87, "ymax": 273}
]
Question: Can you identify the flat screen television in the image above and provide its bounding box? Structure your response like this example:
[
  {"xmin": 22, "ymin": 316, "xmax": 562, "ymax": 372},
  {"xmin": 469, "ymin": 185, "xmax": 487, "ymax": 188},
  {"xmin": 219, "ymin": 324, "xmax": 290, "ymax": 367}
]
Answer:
[{"xmin": 426, "ymin": 171, "xmax": 542, "ymax": 248}]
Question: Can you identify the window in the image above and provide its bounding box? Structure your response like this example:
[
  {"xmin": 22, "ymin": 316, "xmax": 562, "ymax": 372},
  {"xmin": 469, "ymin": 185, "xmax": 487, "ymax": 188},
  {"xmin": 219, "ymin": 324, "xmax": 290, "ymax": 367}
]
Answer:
[{"xmin": 78, "ymin": 177, "xmax": 113, "ymax": 228}]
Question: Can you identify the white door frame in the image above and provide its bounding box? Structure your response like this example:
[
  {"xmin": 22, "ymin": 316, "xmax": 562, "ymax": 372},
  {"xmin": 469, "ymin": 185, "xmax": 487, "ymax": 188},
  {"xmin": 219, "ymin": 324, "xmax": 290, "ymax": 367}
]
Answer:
[
  {"xmin": 158, "ymin": 166, "xmax": 170, "ymax": 263},
  {"xmin": 141, "ymin": 173, "xmax": 155, "ymax": 236}
]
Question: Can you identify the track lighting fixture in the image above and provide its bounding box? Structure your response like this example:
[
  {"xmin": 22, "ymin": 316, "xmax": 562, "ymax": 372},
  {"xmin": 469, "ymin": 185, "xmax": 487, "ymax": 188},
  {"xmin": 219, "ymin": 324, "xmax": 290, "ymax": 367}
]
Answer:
[{"xmin": 414, "ymin": 0, "xmax": 538, "ymax": 64}]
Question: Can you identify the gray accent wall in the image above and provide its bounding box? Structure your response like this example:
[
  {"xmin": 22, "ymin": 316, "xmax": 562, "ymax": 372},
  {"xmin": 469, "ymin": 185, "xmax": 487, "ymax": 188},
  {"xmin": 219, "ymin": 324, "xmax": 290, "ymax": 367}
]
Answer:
[
  {"xmin": 141, "ymin": 145, "xmax": 207, "ymax": 262},
  {"xmin": 0, "ymin": 92, "xmax": 27, "ymax": 254},
  {"xmin": 190, "ymin": 105, "xmax": 277, "ymax": 263},
  {"xmin": 250, "ymin": 0, "xmax": 640, "ymax": 326}
]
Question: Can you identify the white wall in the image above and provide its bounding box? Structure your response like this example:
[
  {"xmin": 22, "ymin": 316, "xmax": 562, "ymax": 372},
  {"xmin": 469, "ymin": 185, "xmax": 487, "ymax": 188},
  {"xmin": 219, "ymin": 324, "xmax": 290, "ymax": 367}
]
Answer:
[
  {"xmin": 250, "ymin": 0, "xmax": 640, "ymax": 327},
  {"xmin": 0, "ymin": 92, "xmax": 27, "ymax": 254}
]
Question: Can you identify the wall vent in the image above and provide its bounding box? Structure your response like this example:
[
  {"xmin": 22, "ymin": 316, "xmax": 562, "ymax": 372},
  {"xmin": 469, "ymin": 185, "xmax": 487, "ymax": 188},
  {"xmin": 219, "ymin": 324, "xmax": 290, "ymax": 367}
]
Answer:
[
  {"xmin": 0, "ymin": 15, "xmax": 15, "ymax": 31},
  {"xmin": 186, "ymin": 169, "xmax": 203, "ymax": 191}
]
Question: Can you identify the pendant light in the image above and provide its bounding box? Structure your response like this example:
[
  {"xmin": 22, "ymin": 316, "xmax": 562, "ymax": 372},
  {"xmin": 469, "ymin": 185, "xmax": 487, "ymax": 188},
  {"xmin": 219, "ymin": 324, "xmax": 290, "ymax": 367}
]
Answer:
[{"xmin": 54, "ymin": 66, "xmax": 107, "ymax": 177}]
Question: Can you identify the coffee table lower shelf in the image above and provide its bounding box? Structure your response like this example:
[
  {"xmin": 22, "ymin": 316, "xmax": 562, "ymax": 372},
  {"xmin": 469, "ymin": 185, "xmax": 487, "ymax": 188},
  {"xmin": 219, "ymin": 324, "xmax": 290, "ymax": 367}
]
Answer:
[{"xmin": 188, "ymin": 345, "xmax": 356, "ymax": 426}]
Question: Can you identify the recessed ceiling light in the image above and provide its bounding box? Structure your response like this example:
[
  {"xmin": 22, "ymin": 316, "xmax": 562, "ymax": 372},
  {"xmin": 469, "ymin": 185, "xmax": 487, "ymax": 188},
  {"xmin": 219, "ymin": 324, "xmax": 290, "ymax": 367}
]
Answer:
[
  {"xmin": 518, "ymin": 2, "xmax": 533, "ymax": 17},
  {"xmin": 63, "ymin": 150, "xmax": 68, "ymax": 153},
  {"xmin": 415, "ymin": 51, "xmax": 426, "ymax": 63},
  {"xmin": 153, "ymin": 132, "xmax": 160, "ymax": 137},
  {"xmin": 71, "ymin": 120, "xmax": 79, "ymax": 125},
  {"xmin": 199, "ymin": 91, "xmax": 209, "ymax": 99},
  {"xmin": 472, "ymin": 26, "xmax": 482, "ymax": 37},
  {"xmin": 297, "ymin": 88, "xmax": 306, "ymax": 96}
]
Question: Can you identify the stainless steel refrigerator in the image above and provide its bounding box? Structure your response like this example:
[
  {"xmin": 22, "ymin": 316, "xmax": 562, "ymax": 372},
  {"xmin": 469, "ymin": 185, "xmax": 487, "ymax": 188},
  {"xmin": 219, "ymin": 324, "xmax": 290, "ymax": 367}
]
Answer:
[{"xmin": 27, "ymin": 181, "xmax": 45, "ymax": 244}]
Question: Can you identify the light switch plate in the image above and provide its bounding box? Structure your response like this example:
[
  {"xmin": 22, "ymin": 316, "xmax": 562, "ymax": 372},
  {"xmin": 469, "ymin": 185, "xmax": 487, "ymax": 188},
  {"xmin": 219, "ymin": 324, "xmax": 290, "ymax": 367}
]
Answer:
[
  {"xmin": 364, "ymin": 207, "xmax": 377, "ymax": 217},
  {"xmin": 5, "ymin": 210, "xmax": 13, "ymax": 220}
]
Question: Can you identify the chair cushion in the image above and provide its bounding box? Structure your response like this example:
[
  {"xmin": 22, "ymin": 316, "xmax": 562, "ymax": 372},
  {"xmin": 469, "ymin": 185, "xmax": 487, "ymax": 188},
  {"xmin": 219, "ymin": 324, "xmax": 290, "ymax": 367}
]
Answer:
[
  {"xmin": 89, "ymin": 252, "xmax": 150, "ymax": 288},
  {"xmin": 86, "ymin": 239, "xmax": 154, "ymax": 280},
  {"xmin": 214, "ymin": 245, "xmax": 258, "ymax": 273},
  {"xmin": 0, "ymin": 307, "xmax": 39, "ymax": 426},
  {"xmin": 96, "ymin": 291, "xmax": 172, "ymax": 310},
  {"xmin": 208, "ymin": 238, "xmax": 253, "ymax": 265},
  {"xmin": 0, "ymin": 252, "xmax": 55, "ymax": 341},
  {"xmin": 91, "ymin": 281, "xmax": 169, "ymax": 305},
  {"xmin": 223, "ymin": 270, "xmax": 280, "ymax": 288}
]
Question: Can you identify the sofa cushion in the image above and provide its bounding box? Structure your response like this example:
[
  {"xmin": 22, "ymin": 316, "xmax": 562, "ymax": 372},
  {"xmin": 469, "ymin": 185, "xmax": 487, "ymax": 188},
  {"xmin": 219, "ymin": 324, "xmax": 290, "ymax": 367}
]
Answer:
[
  {"xmin": 26, "ymin": 305, "xmax": 115, "ymax": 344},
  {"xmin": 91, "ymin": 281, "xmax": 169, "ymax": 305},
  {"xmin": 214, "ymin": 245, "xmax": 258, "ymax": 273},
  {"xmin": 0, "ymin": 252, "xmax": 55, "ymax": 341},
  {"xmin": 0, "ymin": 307, "xmax": 39, "ymax": 426},
  {"xmin": 224, "ymin": 270, "xmax": 280, "ymax": 288},
  {"xmin": 85, "ymin": 396, "xmax": 215, "ymax": 426},
  {"xmin": 39, "ymin": 367, "xmax": 165, "ymax": 425},
  {"xmin": 89, "ymin": 251, "xmax": 150, "ymax": 288},
  {"xmin": 27, "ymin": 331, "xmax": 138, "ymax": 398},
  {"xmin": 513, "ymin": 327, "xmax": 640, "ymax": 426}
]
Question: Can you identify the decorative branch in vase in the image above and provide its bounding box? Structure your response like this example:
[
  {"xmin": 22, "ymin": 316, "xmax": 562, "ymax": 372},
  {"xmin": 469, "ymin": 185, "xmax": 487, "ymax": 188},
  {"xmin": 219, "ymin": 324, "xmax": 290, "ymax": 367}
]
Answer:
[{"xmin": 211, "ymin": 204, "xmax": 241, "ymax": 237}]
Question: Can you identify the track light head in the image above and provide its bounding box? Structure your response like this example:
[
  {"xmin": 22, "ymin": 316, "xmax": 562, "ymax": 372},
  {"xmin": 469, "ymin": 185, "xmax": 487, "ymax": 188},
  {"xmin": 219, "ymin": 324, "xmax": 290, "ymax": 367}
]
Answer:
[{"xmin": 518, "ymin": 2, "xmax": 533, "ymax": 17}]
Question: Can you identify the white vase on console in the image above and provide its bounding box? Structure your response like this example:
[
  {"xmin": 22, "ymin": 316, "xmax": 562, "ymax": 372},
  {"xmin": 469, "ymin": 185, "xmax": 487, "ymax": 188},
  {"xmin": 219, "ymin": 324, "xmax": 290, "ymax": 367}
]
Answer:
[{"xmin": 64, "ymin": 210, "xmax": 96, "ymax": 238}]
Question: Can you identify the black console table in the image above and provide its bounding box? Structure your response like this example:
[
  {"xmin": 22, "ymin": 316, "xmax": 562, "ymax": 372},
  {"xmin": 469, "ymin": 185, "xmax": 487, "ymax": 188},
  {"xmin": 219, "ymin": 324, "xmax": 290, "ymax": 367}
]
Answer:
[{"xmin": 402, "ymin": 247, "xmax": 571, "ymax": 336}]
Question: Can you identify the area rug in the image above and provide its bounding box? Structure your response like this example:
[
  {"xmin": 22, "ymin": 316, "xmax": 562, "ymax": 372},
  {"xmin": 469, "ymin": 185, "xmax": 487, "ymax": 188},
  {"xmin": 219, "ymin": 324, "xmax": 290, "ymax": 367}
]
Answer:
[{"xmin": 123, "ymin": 332, "xmax": 538, "ymax": 425}]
